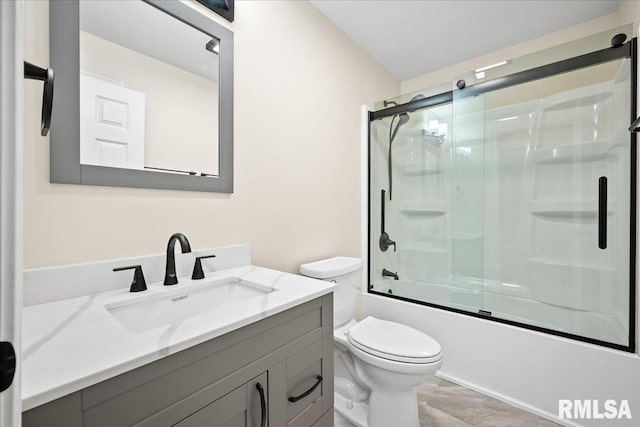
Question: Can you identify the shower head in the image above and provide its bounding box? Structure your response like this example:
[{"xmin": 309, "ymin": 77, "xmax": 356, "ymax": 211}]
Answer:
[
  {"xmin": 407, "ymin": 94, "xmax": 426, "ymax": 112},
  {"xmin": 390, "ymin": 113, "xmax": 410, "ymax": 144},
  {"xmin": 386, "ymin": 93, "xmax": 426, "ymax": 201},
  {"xmin": 387, "ymin": 112, "xmax": 411, "ymax": 201}
]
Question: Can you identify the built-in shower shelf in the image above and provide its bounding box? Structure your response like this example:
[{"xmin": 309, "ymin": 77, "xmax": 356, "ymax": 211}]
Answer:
[
  {"xmin": 541, "ymin": 91, "xmax": 613, "ymax": 112},
  {"xmin": 528, "ymin": 257, "xmax": 615, "ymax": 272},
  {"xmin": 532, "ymin": 141, "xmax": 622, "ymax": 164},
  {"xmin": 398, "ymin": 241, "xmax": 448, "ymax": 253},
  {"xmin": 401, "ymin": 161, "xmax": 445, "ymax": 175},
  {"xmin": 400, "ymin": 203, "xmax": 448, "ymax": 215},
  {"xmin": 529, "ymin": 200, "xmax": 613, "ymax": 219}
]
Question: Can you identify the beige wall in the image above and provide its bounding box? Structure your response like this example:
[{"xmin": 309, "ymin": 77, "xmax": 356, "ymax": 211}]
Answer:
[
  {"xmin": 23, "ymin": 0, "xmax": 399, "ymax": 271},
  {"xmin": 80, "ymin": 31, "xmax": 219, "ymax": 175}
]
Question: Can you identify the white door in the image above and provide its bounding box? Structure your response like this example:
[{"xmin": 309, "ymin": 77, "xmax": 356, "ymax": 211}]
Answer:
[
  {"xmin": 0, "ymin": 1, "xmax": 23, "ymax": 425},
  {"xmin": 80, "ymin": 72, "xmax": 145, "ymax": 169}
]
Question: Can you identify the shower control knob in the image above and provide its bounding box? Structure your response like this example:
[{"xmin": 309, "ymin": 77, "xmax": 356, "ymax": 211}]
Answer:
[{"xmin": 379, "ymin": 232, "xmax": 396, "ymax": 252}]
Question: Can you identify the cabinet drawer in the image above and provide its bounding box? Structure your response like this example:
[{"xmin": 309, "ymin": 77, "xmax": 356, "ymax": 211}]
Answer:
[
  {"xmin": 286, "ymin": 340, "xmax": 326, "ymax": 423},
  {"xmin": 288, "ymin": 397, "xmax": 323, "ymax": 427}
]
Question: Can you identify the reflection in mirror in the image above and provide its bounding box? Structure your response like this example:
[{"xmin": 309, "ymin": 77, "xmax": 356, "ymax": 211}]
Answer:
[{"xmin": 79, "ymin": 0, "xmax": 219, "ymax": 176}]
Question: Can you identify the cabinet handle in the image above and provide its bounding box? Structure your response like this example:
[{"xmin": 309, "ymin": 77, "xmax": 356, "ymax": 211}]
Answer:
[
  {"xmin": 256, "ymin": 382, "xmax": 266, "ymax": 427},
  {"xmin": 288, "ymin": 375, "xmax": 323, "ymax": 403}
]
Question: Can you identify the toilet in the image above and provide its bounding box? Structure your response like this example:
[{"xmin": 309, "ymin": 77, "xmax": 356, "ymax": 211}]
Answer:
[{"xmin": 300, "ymin": 257, "xmax": 443, "ymax": 427}]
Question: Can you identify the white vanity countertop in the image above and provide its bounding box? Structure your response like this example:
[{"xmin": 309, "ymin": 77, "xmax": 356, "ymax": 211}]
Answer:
[{"xmin": 21, "ymin": 265, "xmax": 336, "ymax": 411}]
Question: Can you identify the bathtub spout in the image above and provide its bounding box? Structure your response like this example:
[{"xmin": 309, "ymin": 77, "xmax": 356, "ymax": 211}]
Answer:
[{"xmin": 382, "ymin": 269, "xmax": 399, "ymax": 280}]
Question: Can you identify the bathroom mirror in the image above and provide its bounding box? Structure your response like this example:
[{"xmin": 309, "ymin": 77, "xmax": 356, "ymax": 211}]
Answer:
[{"xmin": 50, "ymin": 0, "xmax": 234, "ymax": 192}]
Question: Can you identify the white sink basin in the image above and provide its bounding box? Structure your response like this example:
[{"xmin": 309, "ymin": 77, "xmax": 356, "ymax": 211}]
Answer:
[{"xmin": 105, "ymin": 278, "xmax": 275, "ymax": 333}]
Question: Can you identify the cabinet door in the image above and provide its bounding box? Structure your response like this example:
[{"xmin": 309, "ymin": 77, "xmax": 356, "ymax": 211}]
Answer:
[
  {"xmin": 245, "ymin": 372, "xmax": 268, "ymax": 427},
  {"xmin": 174, "ymin": 372, "xmax": 268, "ymax": 427},
  {"xmin": 270, "ymin": 337, "xmax": 333, "ymax": 427}
]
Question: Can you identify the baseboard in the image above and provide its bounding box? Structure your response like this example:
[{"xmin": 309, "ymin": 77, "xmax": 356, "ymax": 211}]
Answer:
[{"xmin": 435, "ymin": 371, "xmax": 582, "ymax": 427}]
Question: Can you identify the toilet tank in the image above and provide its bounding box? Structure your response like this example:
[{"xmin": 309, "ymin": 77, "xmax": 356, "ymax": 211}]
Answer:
[{"xmin": 300, "ymin": 257, "xmax": 363, "ymax": 328}]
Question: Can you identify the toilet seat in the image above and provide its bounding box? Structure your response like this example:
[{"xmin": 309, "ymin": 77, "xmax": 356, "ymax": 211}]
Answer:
[{"xmin": 347, "ymin": 316, "xmax": 442, "ymax": 364}]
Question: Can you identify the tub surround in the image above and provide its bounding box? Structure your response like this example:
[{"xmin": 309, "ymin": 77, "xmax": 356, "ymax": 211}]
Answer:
[{"xmin": 22, "ymin": 244, "xmax": 336, "ymax": 411}]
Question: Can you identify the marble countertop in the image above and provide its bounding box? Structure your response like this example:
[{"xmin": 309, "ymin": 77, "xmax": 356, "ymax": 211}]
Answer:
[{"xmin": 22, "ymin": 265, "xmax": 336, "ymax": 411}]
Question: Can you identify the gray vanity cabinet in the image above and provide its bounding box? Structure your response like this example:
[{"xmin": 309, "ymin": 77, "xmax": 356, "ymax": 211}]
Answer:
[
  {"xmin": 174, "ymin": 372, "xmax": 267, "ymax": 427},
  {"xmin": 23, "ymin": 294, "xmax": 334, "ymax": 427}
]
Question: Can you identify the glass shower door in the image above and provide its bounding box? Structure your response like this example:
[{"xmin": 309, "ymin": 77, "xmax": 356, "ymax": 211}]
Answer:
[
  {"xmin": 369, "ymin": 25, "xmax": 635, "ymax": 350},
  {"xmin": 449, "ymin": 31, "xmax": 633, "ymax": 347},
  {"xmin": 450, "ymin": 85, "xmax": 485, "ymax": 312},
  {"xmin": 369, "ymin": 93, "xmax": 460, "ymax": 309}
]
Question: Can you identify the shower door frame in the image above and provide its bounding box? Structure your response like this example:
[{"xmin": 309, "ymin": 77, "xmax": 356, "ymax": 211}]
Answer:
[{"xmin": 367, "ymin": 38, "xmax": 638, "ymax": 353}]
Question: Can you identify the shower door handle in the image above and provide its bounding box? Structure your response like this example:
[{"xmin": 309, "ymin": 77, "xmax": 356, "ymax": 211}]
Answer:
[
  {"xmin": 598, "ymin": 176, "xmax": 607, "ymax": 250},
  {"xmin": 381, "ymin": 189, "xmax": 386, "ymax": 235}
]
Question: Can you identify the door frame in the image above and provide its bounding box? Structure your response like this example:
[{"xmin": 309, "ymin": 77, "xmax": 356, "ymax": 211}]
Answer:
[{"xmin": 0, "ymin": 0, "xmax": 24, "ymax": 424}]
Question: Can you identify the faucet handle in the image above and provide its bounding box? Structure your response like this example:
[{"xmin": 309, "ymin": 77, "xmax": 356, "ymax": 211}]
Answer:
[
  {"xmin": 113, "ymin": 265, "xmax": 147, "ymax": 292},
  {"xmin": 191, "ymin": 255, "xmax": 217, "ymax": 280}
]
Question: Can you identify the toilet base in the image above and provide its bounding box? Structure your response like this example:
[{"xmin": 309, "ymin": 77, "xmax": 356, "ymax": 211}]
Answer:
[
  {"xmin": 334, "ymin": 392, "xmax": 369, "ymax": 427},
  {"xmin": 335, "ymin": 389, "xmax": 420, "ymax": 427}
]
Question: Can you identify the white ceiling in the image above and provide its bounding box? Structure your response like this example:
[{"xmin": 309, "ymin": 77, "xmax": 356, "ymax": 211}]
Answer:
[
  {"xmin": 80, "ymin": 0, "xmax": 219, "ymax": 82},
  {"xmin": 310, "ymin": 0, "xmax": 620, "ymax": 81}
]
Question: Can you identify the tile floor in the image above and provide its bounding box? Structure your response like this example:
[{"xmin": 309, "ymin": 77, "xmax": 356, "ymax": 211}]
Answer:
[{"xmin": 334, "ymin": 376, "xmax": 559, "ymax": 427}]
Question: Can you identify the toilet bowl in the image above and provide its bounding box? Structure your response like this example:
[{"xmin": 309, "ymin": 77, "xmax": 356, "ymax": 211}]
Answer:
[{"xmin": 300, "ymin": 257, "xmax": 443, "ymax": 427}]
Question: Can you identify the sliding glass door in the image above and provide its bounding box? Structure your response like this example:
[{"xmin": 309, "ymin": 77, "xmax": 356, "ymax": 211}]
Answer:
[{"xmin": 369, "ymin": 25, "xmax": 636, "ymax": 351}]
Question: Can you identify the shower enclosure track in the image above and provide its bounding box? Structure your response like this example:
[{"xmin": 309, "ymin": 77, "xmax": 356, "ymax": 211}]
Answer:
[{"xmin": 370, "ymin": 39, "xmax": 631, "ymax": 121}]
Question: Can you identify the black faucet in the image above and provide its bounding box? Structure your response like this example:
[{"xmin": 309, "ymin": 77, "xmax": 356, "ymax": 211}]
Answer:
[
  {"xmin": 164, "ymin": 233, "xmax": 192, "ymax": 286},
  {"xmin": 382, "ymin": 268, "xmax": 399, "ymax": 280}
]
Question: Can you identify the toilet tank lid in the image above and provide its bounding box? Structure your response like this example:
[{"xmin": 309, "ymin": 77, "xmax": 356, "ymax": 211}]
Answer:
[{"xmin": 300, "ymin": 257, "xmax": 363, "ymax": 279}]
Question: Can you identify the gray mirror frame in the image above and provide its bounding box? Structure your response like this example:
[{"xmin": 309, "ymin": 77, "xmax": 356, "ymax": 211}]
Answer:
[{"xmin": 50, "ymin": 0, "xmax": 234, "ymax": 193}]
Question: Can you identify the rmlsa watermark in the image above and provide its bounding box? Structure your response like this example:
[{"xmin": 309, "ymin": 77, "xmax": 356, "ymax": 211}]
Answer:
[{"xmin": 559, "ymin": 400, "xmax": 632, "ymax": 420}]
